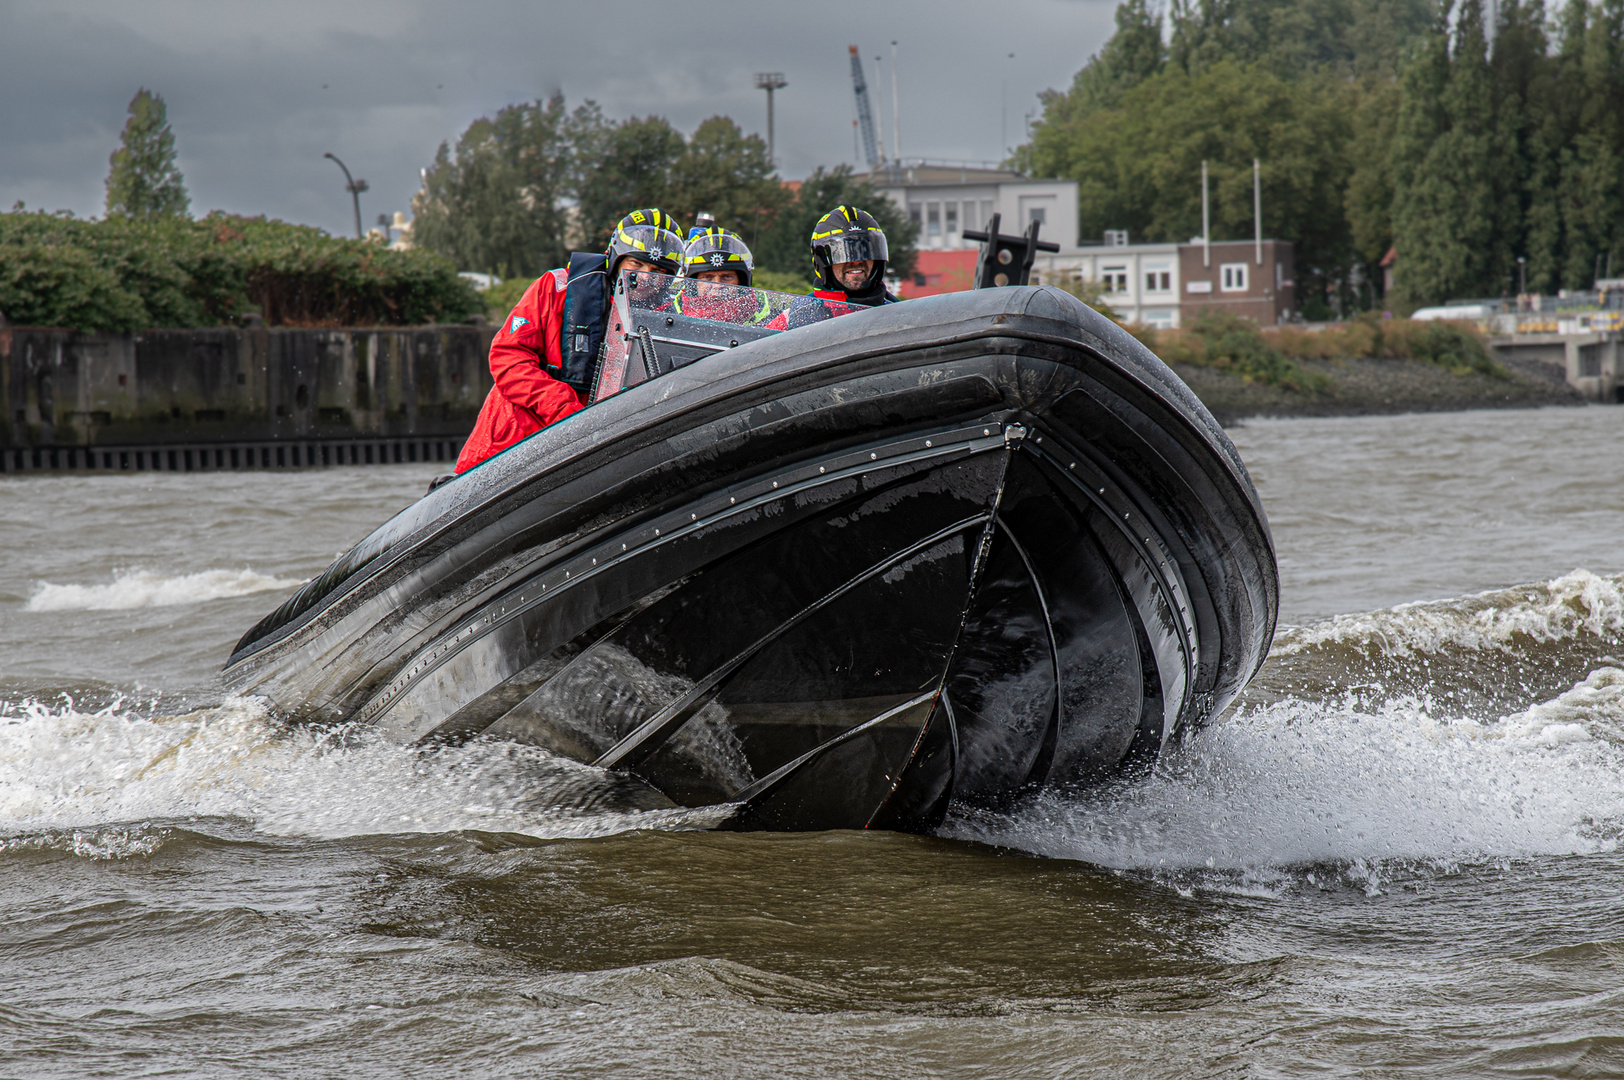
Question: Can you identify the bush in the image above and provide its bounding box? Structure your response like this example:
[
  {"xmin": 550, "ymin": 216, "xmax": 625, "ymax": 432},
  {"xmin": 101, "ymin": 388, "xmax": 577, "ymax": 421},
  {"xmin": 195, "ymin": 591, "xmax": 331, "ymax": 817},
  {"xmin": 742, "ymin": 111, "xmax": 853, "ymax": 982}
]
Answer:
[
  {"xmin": 1380, "ymin": 319, "xmax": 1497, "ymax": 374},
  {"xmin": 0, "ymin": 210, "xmax": 481, "ymax": 331},
  {"xmin": 481, "ymin": 275, "xmax": 534, "ymax": 322},
  {"xmin": 1139, "ymin": 311, "xmax": 1325, "ymax": 391},
  {"xmin": 1258, "ymin": 312, "xmax": 1498, "ymax": 375}
]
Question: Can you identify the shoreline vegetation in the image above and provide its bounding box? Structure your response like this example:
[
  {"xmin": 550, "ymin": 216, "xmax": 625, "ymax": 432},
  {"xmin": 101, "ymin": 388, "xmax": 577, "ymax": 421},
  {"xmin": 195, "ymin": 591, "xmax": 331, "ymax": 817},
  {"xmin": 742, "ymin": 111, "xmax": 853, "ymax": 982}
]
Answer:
[
  {"xmin": 1070, "ymin": 282, "xmax": 1582, "ymax": 421},
  {"xmin": 1171, "ymin": 352, "xmax": 1583, "ymax": 425},
  {"xmin": 1113, "ymin": 308, "xmax": 1582, "ymax": 422}
]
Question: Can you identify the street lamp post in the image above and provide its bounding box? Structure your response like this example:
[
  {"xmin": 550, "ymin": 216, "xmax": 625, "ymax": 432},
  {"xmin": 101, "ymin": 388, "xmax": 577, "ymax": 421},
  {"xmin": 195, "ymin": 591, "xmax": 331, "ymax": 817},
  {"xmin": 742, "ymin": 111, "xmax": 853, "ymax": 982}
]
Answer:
[{"xmin": 323, "ymin": 152, "xmax": 370, "ymax": 239}]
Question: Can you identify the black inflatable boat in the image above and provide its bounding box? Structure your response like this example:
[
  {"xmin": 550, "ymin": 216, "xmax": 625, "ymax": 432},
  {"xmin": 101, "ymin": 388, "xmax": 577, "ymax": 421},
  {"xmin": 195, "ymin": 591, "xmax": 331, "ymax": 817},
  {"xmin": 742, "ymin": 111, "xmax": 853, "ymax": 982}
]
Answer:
[{"xmin": 224, "ymin": 274, "xmax": 1277, "ymax": 832}]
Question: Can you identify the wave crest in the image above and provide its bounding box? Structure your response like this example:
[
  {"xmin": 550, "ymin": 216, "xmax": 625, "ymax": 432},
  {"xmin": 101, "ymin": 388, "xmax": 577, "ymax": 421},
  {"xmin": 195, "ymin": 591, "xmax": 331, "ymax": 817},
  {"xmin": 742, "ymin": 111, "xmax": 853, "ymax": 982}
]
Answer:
[
  {"xmin": 26, "ymin": 568, "xmax": 304, "ymax": 612},
  {"xmin": 1274, "ymin": 569, "xmax": 1624, "ymax": 658}
]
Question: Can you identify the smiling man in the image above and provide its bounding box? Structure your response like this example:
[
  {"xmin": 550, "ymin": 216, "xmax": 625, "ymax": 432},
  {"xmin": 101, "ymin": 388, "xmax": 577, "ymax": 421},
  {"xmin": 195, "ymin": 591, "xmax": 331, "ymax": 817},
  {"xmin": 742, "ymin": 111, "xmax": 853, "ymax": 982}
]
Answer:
[
  {"xmin": 772, "ymin": 205, "xmax": 897, "ymax": 331},
  {"xmin": 809, "ymin": 205, "xmax": 895, "ymax": 307}
]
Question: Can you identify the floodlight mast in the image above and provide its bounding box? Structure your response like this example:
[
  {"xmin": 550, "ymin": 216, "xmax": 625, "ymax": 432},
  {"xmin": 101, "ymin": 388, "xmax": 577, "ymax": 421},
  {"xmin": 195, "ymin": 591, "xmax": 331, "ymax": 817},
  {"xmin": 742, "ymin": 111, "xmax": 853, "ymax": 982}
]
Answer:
[
  {"xmin": 848, "ymin": 46, "xmax": 880, "ymax": 169},
  {"xmin": 754, "ymin": 72, "xmax": 788, "ymax": 165}
]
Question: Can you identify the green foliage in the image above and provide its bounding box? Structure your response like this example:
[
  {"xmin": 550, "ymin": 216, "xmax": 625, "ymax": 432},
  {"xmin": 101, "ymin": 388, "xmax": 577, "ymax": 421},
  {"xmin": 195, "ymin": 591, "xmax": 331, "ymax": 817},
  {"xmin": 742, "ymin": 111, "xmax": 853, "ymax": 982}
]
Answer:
[
  {"xmin": 1020, "ymin": 0, "xmax": 1624, "ymax": 313},
  {"xmin": 1391, "ymin": 0, "xmax": 1505, "ymax": 308},
  {"xmin": 481, "ymin": 275, "xmax": 534, "ymax": 322},
  {"xmin": 1390, "ymin": 319, "xmax": 1499, "ymax": 373},
  {"xmin": 1023, "ymin": 58, "xmax": 1355, "ymax": 307},
  {"xmin": 1031, "ymin": 0, "xmax": 1165, "ymax": 134},
  {"xmin": 412, "ymin": 103, "xmax": 914, "ymax": 283},
  {"xmin": 411, "ymin": 96, "xmax": 573, "ymax": 280},
  {"xmin": 1268, "ymin": 312, "xmax": 1498, "ymax": 372},
  {"xmin": 752, "ymin": 165, "xmax": 918, "ymax": 281},
  {"xmin": 664, "ymin": 117, "xmax": 794, "ymax": 242},
  {"xmin": 105, "ymin": 88, "xmax": 190, "ymax": 220},
  {"xmin": 1166, "ymin": 0, "xmax": 1429, "ymax": 79},
  {"xmin": 0, "ymin": 211, "xmax": 479, "ymax": 331},
  {"xmin": 1187, "ymin": 310, "xmax": 1324, "ymax": 389},
  {"xmin": 568, "ymin": 108, "xmax": 688, "ymax": 250}
]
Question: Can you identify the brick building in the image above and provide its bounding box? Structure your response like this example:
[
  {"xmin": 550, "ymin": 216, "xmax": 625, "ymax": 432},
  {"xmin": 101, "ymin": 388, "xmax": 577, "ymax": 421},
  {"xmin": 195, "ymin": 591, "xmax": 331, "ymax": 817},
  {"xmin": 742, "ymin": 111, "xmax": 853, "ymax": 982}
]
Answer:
[{"xmin": 869, "ymin": 163, "xmax": 1295, "ymax": 326}]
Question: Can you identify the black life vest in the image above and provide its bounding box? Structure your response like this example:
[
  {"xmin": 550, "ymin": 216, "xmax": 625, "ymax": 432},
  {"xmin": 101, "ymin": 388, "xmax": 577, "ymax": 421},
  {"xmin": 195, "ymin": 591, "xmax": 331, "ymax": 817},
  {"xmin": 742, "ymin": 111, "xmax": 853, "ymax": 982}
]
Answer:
[{"xmin": 559, "ymin": 251, "xmax": 609, "ymax": 392}]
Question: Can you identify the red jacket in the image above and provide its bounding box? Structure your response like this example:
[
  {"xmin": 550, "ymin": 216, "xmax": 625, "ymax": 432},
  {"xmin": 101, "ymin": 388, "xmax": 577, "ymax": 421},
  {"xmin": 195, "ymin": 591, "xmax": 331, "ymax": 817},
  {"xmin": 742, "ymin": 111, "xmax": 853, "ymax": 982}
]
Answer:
[{"xmin": 454, "ymin": 269, "xmax": 587, "ymax": 473}]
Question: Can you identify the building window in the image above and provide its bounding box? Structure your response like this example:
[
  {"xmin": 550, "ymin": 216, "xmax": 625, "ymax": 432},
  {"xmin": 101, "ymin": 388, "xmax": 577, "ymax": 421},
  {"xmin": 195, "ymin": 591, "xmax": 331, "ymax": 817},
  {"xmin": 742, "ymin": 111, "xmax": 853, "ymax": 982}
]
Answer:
[
  {"xmin": 1144, "ymin": 266, "xmax": 1172, "ymax": 293},
  {"xmin": 1141, "ymin": 308, "xmax": 1176, "ymax": 329},
  {"xmin": 1104, "ymin": 229, "xmax": 1129, "ymax": 247},
  {"xmin": 981, "ymin": 200, "xmax": 994, "ymax": 231},
  {"xmin": 945, "ymin": 202, "xmax": 959, "ymax": 236},
  {"xmin": 1221, "ymin": 263, "xmax": 1249, "ymax": 291},
  {"xmin": 1029, "ymin": 206, "xmax": 1047, "ymax": 227},
  {"xmin": 927, "ymin": 202, "xmax": 941, "ymax": 243},
  {"xmin": 909, "ymin": 203, "xmax": 922, "ymax": 229},
  {"xmin": 1101, "ymin": 266, "xmax": 1129, "ymax": 293},
  {"xmin": 963, "ymin": 201, "xmax": 982, "ymax": 232}
]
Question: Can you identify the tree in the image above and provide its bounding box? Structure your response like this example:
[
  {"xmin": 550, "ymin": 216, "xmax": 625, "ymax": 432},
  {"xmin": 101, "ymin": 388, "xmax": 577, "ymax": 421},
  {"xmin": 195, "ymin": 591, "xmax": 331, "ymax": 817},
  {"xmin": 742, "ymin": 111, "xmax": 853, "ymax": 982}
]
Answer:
[
  {"xmin": 1391, "ymin": 0, "xmax": 1505, "ymax": 306},
  {"xmin": 569, "ymin": 109, "xmax": 686, "ymax": 249},
  {"xmin": 753, "ymin": 165, "xmax": 919, "ymax": 283},
  {"xmin": 411, "ymin": 96, "xmax": 572, "ymax": 279},
  {"xmin": 1038, "ymin": 0, "xmax": 1165, "ymax": 133},
  {"xmin": 1556, "ymin": 0, "xmax": 1624, "ymax": 288},
  {"xmin": 105, "ymin": 88, "xmax": 189, "ymax": 219},
  {"xmin": 1344, "ymin": 77, "xmax": 1401, "ymax": 302},
  {"xmin": 665, "ymin": 116, "xmax": 792, "ymax": 242},
  {"xmin": 1025, "ymin": 60, "xmax": 1355, "ymax": 311}
]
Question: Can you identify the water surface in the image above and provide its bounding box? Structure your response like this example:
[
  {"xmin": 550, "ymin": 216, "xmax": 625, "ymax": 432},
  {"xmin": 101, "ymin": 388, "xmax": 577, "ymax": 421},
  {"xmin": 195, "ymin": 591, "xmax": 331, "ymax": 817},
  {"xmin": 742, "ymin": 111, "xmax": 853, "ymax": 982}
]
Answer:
[{"xmin": 3, "ymin": 405, "xmax": 1624, "ymax": 1078}]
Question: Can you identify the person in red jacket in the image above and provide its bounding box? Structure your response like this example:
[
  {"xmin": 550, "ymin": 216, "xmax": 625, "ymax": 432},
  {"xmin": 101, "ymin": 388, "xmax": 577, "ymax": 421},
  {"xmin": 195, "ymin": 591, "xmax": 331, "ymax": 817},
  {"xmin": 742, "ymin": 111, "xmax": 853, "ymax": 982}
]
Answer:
[{"xmin": 453, "ymin": 209, "xmax": 685, "ymax": 474}]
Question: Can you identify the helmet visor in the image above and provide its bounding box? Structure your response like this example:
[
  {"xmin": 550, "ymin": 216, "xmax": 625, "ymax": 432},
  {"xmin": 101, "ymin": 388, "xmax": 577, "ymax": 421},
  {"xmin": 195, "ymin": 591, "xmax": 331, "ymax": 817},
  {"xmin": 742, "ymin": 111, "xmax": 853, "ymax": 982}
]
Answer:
[
  {"xmin": 681, "ymin": 232, "xmax": 755, "ymax": 273},
  {"xmin": 612, "ymin": 224, "xmax": 685, "ymax": 270},
  {"xmin": 819, "ymin": 229, "xmax": 888, "ymax": 267}
]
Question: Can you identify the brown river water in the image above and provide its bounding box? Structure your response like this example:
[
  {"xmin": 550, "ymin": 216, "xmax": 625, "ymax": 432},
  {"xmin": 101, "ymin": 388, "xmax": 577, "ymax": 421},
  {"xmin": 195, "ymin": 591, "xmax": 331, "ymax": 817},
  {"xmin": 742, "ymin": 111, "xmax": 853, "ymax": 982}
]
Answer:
[{"xmin": 2, "ymin": 405, "xmax": 1623, "ymax": 1078}]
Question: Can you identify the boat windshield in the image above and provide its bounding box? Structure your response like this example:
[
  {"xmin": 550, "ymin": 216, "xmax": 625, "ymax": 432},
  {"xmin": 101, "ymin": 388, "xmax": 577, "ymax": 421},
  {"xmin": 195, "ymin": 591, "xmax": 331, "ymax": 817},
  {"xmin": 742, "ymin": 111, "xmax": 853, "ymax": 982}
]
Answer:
[{"xmin": 592, "ymin": 271, "xmax": 863, "ymax": 402}]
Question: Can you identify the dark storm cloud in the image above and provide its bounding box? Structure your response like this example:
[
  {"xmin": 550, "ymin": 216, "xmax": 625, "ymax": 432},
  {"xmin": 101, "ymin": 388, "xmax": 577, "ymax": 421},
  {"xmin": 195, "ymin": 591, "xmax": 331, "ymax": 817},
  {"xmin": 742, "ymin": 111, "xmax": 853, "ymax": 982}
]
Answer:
[{"xmin": 0, "ymin": 0, "xmax": 1114, "ymax": 237}]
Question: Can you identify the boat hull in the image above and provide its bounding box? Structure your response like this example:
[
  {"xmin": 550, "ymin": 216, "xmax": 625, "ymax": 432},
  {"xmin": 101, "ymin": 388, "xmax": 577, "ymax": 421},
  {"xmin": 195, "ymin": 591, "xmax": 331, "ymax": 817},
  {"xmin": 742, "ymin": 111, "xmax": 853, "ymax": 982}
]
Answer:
[{"xmin": 224, "ymin": 286, "xmax": 1278, "ymax": 832}]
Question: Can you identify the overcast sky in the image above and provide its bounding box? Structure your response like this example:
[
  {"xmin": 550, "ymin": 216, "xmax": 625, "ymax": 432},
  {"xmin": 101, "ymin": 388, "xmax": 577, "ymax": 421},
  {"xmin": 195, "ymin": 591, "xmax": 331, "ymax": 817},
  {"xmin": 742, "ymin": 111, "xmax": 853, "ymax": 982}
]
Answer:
[{"xmin": 1, "ymin": 0, "xmax": 1116, "ymax": 237}]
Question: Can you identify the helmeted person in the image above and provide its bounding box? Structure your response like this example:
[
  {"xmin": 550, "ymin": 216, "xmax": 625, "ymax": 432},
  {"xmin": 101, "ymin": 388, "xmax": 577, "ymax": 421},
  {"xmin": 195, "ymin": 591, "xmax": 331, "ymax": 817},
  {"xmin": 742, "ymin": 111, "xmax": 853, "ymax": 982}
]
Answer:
[
  {"xmin": 672, "ymin": 227, "xmax": 772, "ymax": 325},
  {"xmin": 453, "ymin": 209, "xmax": 685, "ymax": 474},
  {"xmin": 776, "ymin": 205, "xmax": 896, "ymax": 330}
]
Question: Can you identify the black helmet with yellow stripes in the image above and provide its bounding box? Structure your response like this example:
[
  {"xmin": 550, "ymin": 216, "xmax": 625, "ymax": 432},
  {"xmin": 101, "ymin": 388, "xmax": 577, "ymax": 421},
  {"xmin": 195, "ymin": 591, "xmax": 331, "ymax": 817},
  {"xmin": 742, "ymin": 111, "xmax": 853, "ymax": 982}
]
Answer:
[
  {"xmin": 679, "ymin": 227, "xmax": 754, "ymax": 286},
  {"xmin": 809, "ymin": 205, "xmax": 889, "ymax": 293},
  {"xmin": 606, "ymin": 208, "xmax": 685, "ymax": 276}
]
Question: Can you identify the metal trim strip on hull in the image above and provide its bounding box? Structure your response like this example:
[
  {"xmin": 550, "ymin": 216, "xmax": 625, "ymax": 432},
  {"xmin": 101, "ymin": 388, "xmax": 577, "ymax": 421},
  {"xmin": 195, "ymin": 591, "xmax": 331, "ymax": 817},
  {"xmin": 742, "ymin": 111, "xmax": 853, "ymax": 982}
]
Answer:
[
  {"xmin": 356, "ymin": 423, "xmax": 1010, "ymax": 730},
  {"xmin": 730, "ymin": 691, "xmax": 941, "ymax": 805},
  {"xmin": 992, "ymin": 516, "xmax": 1065, "ymax": 788},
  {"xmin": 592, "ymin": 513, "xmax": 993, "ymax": 770},
  {"xmin": 1015, "ymin": 428, "xmax": 1200, "ymax": 720}
]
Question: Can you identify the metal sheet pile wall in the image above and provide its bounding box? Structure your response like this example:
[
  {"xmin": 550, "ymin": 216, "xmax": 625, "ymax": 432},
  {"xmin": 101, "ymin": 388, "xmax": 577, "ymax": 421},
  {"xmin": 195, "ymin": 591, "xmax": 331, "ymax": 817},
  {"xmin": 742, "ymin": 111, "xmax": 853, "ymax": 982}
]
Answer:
[{"xmin": 0, "ymin": 323, "xmax": 496, "ymax": 468}]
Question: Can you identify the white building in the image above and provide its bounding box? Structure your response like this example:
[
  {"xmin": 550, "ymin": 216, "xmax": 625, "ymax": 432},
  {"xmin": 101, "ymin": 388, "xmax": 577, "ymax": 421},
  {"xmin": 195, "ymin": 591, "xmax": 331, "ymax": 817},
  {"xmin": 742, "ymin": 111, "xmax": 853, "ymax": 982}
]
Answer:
[
  {"xmin": 870, "ymin": 164, "xmax": 1079, "ymax": 258},
  {"xmin": 869, "ymin": 164, "xmax": 1292, "ymax": 328}
]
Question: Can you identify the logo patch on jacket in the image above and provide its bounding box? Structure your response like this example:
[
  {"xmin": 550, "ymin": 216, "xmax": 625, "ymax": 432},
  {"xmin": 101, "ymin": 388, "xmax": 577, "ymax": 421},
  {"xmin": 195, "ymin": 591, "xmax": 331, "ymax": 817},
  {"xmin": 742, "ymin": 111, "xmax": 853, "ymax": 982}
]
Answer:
[{"xmin": 509, "ymin": 316, "xmax": 529, "ymax": 333}]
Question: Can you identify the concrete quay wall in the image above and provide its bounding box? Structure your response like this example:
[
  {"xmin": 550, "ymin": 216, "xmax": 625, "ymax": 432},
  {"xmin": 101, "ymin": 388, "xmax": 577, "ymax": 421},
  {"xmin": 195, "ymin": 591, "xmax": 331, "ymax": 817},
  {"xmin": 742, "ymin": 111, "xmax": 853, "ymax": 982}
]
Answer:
[
  {"xmin": 1487, "ymin": 330, "xmax": 1624, "ymax": 403},
  {"xmin": 0, "ymin": 324, "xmax": 497, "ymax": 469}
]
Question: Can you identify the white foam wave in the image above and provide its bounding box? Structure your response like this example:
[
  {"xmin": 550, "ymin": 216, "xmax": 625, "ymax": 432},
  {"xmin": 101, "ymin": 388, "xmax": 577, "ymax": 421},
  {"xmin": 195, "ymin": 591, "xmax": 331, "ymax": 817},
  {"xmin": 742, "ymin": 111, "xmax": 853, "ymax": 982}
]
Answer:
[
  {"xmin": 946, "ymin": 665, "xmax": 1624, "ymax": 876},
  {"xmin": 26, "ymin": 568, "xmax": 303, "ymax": 612},
  {"xmin": 1274, "ymin": 569, "xmax": 1624, "ymax": 658},
  {"xmin": 0, "ymin": 697, "xmax": 724, "ymax": 852}
]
